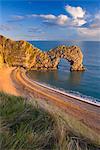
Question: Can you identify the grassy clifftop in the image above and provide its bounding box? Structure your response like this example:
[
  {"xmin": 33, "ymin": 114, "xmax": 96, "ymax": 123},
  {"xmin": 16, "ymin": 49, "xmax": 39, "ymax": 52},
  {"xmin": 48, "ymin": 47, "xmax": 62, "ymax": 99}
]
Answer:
[{"xmin": 0, "ymin": 92, "xmax": 99, "ymax": 150}]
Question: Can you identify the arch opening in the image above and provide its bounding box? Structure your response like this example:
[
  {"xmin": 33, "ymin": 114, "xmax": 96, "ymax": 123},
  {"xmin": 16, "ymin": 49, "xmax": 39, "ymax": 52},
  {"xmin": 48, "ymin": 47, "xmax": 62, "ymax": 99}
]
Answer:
[{"xmin": 58, "ymin": 58, "xmax": 71, "ymax": 71}]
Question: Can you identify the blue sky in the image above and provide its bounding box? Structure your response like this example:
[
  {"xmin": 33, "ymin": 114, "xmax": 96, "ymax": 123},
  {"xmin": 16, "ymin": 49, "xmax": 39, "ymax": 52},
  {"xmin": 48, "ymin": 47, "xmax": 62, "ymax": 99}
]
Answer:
[{"xmin": 0, "ymin": 0, "xmax": 100, "ymax": 41}]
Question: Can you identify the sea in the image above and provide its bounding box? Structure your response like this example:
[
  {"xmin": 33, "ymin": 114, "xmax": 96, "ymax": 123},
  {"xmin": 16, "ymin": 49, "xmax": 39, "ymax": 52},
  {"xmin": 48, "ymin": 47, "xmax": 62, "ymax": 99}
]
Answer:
[{"xmin": 27, "ymin": 41, "xmax": 100, "ymax": 103}]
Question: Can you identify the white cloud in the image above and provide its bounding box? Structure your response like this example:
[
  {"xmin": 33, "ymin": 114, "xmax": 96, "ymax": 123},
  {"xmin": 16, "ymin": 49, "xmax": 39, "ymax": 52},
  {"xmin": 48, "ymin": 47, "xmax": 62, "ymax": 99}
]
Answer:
[
  {"xmin": 40, "ymin": 14, "xmax": 56, "ymax": 20},
  {"xmin": 77, "ymin": 28, "xmax": 100, "ymax": 39},
  {"xmin": 8, "ymin": 5, "xmax": 99, "ymax": 29},
  {"xmin": 10, "ymin": 5, "xmax": 89, "ymax": 28},
  {"xmin": 27, "ymin": 14, "xmax": 56, "ymax": 20},
  {"xmin": 65, "ymin": 5, "xmax": 85, "ymax": 19},
  {"xmin": 57, "ymin": 14, "xmax": 69, "ymax": 25},
  {"xmin": 33, "ymin": 13, "xmax": 86, "ymax": 27},
  {"xmin": 27, "ymin": 14, "xmax": 69, "ymax": 26},
  {"xmin": 11, "ymin": 9, "xmax": 86, "ymax": 27},
  {"xmin": 95, "ymin": 12, "xmax": 100, "ymax": 20},
  {"xmin": 90, "ymin": 11, "xmax": 100, "ymax": 28},
  {"xmin": 72, "ymin": 18, "xmax": 87, "ymax": 26},
  {"xmin": 65, "ymin": 5, "xmax": 86, "ymax": 27}
]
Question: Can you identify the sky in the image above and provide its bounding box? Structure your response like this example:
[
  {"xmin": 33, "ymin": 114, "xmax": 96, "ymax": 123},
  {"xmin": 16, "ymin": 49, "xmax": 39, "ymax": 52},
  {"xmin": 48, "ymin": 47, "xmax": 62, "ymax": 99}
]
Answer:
[{"xmin": 0, "ymin": 0, "xmax": 100, "ymax": 41}]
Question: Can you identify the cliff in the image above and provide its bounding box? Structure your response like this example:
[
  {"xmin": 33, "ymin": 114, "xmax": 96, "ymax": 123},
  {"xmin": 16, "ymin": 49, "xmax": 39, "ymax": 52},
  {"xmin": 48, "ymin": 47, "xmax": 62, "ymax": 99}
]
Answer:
[{"xmin": 0, "ymin": 35, "xmax": 85, "ymax": 71}]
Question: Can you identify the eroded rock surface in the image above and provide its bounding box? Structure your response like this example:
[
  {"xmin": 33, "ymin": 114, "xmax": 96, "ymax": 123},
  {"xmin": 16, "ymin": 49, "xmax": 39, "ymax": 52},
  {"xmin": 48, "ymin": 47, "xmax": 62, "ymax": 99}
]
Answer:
[{"xmin": 0, "ymin": 35, "xmax": 85, "ymax": 71}]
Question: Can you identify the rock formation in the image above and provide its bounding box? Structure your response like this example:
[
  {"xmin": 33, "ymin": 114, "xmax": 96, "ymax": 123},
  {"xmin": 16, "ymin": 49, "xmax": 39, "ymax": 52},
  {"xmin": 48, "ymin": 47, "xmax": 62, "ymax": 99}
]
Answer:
[{"xmin": 0, "ymin": 35, "xmax": 85, "ymax": 71}]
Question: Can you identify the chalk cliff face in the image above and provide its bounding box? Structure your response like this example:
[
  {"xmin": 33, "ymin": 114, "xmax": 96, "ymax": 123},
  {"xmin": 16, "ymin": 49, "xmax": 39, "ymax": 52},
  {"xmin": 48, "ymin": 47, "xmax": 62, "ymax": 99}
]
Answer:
[{"xmin": 0, "ymin": 35, "xmax": 85, "ymax": 71}]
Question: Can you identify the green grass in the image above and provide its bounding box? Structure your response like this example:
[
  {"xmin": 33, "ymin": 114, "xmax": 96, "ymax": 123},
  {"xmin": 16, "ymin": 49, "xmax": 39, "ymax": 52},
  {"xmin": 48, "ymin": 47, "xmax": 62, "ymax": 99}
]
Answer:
[{"xmin": 0, "ymin": 92, "xmax": 99, "ymax": 150}]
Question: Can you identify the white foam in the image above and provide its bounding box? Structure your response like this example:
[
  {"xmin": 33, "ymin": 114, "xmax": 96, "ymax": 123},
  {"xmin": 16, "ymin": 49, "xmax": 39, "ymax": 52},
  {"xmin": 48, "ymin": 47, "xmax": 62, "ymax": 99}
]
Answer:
[{"xmin": 25, "ymin": 72, "xmax": 100, "ymax": 107}]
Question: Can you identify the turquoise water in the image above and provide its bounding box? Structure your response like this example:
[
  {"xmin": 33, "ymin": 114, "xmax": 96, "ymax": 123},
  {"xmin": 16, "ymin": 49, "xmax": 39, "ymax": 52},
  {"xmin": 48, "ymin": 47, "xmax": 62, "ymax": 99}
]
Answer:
[{"xmin": 28, "ymin": 41, "xmax": 100, "ymax": 102}]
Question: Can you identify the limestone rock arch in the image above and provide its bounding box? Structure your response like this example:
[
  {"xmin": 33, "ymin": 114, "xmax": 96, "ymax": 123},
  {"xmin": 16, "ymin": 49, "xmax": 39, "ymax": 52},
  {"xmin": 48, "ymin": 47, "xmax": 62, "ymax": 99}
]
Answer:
[
  {"xmin": 0, "ymin": 35, "xmax": 85, "ymax": 71},
  {"xmin": 47, "ymin": 45, "xmax": 85, "ymax": 71}
]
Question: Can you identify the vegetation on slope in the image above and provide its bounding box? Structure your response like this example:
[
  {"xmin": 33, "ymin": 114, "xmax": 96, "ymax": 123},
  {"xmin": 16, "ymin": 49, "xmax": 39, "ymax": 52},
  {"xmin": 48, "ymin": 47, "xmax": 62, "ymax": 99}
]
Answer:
[{"xmin": 0, "ymin": 92, "xmax": 99, "ymax": 150}]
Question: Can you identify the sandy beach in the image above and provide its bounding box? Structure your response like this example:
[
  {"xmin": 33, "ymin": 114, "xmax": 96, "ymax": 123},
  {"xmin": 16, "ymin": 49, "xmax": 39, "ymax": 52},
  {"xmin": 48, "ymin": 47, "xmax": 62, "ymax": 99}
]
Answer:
[
  {"xmin": 0, "ymin": 66, "xmax": 100, "ymax": 145},
  {"xmin": 0, "ymin": 67, "xmax": 20, "ymax": 96}
]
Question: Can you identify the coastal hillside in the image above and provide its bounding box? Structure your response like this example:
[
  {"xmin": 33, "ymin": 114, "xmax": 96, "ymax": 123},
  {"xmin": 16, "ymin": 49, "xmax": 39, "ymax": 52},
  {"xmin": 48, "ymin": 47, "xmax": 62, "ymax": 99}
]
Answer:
[{"xmin": 0, "ymin": 35, "xmax": 85, "ymax": 71}]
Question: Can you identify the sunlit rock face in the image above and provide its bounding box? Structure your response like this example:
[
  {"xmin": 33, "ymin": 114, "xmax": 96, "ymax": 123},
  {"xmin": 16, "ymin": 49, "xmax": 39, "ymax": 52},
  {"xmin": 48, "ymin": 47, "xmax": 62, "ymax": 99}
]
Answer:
[
  {"xmin": 47, "ymin": 45, "xmax": 85, "ymax": 71},
  {"xmin": 0, "ymin": 35, "xmax": 85, "ymax": 71}
]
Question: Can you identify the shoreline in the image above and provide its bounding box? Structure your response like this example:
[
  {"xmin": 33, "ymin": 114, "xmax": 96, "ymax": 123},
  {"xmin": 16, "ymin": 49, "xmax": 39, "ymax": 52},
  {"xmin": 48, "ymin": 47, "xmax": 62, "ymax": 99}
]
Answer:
[
  {"xmin": 26, "ymin": 73, "xmax": 100, "ymax": 107},
  {"xmin": 0, "ymin": 66, "xmax": 99, "ymax": 106},
  {"xmin": 0, "ymin": 66, "xmax": 99, "ymax": 107}
]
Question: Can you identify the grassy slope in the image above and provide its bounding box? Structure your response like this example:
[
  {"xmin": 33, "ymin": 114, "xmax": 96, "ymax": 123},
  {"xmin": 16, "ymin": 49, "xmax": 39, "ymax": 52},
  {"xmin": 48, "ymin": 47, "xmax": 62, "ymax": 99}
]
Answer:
[{"xmin": 0, "ymin": 92, "xmax": 99, "ymax": 150}]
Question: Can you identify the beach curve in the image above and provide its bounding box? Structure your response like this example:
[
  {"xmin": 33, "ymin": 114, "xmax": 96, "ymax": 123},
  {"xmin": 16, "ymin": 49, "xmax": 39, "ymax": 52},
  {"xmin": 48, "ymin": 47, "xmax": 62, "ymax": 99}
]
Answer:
[
  {"xmin": 0, "ymin": 67, "xmax": 100, "ymax": 145},
  {"xmin": 10, "ymin": 67, "xmax": 100, "ymax": 145}
]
